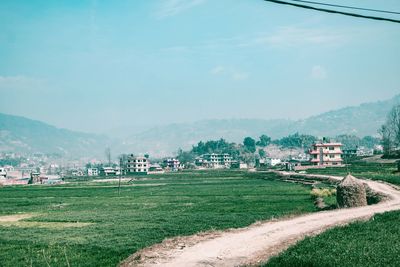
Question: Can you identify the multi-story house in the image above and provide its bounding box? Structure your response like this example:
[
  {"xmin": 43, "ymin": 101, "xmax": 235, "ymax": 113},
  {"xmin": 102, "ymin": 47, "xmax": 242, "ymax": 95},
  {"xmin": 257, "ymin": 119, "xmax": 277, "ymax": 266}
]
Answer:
[
  {"xmin": 87, "ymin": 168, "xmax": 99, "ymax": 176},
  {"xmin": 163, "ymin": 158, "xmax": 182, "ymax": 171},
  {"xmin": 196, "ymin": 153, "xmax": 233, "ymax": 168},
  {"xmin": 126, "ymin": 155, "xmax": 149, "ymax": 175},
  {"xmin": 100, "ymin": 167, "xmax": 117, "ymax": 176},
  {"xmin": 309, "ymin": 142, "xmax": 343, "ymax": 166}
]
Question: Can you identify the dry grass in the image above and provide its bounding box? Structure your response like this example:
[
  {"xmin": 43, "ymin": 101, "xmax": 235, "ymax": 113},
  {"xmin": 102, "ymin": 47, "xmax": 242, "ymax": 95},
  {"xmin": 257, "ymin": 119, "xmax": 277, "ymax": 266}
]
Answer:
[{"xmin": 310, "ymin": 188, "xmax": 336, "ymax": 198}]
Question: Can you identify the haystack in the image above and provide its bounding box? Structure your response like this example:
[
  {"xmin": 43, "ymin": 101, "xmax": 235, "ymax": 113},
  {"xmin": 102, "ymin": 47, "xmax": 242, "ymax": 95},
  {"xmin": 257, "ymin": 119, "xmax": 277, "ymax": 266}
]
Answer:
[{"xmin": 336, "ymin": 174, "xmax": 367, "ymax": 208}]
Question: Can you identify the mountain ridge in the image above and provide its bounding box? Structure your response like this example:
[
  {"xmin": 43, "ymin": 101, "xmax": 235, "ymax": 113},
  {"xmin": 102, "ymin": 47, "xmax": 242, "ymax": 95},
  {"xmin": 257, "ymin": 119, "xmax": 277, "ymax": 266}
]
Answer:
[
  {"xmin": 122, "ymin": 94, "xmax": 400, "ymax": 156},
  {"xmin": 1, "ymin": 94, "xmax": 399, "ymax": 157},
  {"xmin": 0, "ymin": 112, "xmax": 111, "ymax": 158}
]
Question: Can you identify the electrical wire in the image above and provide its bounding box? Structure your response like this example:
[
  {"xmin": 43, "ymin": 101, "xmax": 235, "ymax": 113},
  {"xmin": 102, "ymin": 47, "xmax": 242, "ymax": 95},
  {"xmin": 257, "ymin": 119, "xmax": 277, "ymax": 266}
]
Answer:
[
  {"xmin": 290, "ymin": 0, "xmax": 400, "ymax": 15},
  {"xmin": 264, "ymin": 0, "xmax": 400, "ymax": 24}
]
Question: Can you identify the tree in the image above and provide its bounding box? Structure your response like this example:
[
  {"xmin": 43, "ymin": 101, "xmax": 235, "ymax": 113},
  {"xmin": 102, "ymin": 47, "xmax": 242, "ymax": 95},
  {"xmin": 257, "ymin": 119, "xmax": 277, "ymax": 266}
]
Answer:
[
  {"xmin": 273, "ymin": 133, "xmax": 317, "ymax": 150},
  {"xmin": 360, "ymin": 136, "xmax": 381, "ymax": 149},
  {"xmin": 380, "ymin": 104, "xmax": 400, "ymax": 157},
  {"xmin": 256, "ymin": 134, "xmax": 271, "ymax": 147},
  {"xmin": 191, "ymin": 138, "xmax": 239, "ymax": 155},
  {"xmin": 176, "ymin": 149, "xmax": 195, "ymax": 164},
  {"xmin": 243, "ymin": 137, "xmax": 256, "ymax": 153},
  {"xmin": 241, "ymin": 152, "xmax": 255, "ymax": 165},
  {"xmin": 335, "ymin": 134, "xmax": 361, "ymax": 150},
  {"xmin": 258, "ymin": 149, "xmax": 266, "ymax": 158}
]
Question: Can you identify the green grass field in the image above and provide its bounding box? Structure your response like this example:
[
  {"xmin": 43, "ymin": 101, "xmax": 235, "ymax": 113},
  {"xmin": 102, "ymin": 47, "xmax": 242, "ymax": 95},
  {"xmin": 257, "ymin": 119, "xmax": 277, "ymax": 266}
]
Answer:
[
  {"xmin": 263, "ymin": 161, "xmax": 400, "ymax": 266},
  {"xmin": 305, "ymin": 161, "xmax": 400, "ymax": 185},
  {"xmin": 265, "ymin": 210, "xmax": 400, "ymax": 267},
  {"xmin": 0, "ymin": 171, "xmax": 318, "ymax": 267}
]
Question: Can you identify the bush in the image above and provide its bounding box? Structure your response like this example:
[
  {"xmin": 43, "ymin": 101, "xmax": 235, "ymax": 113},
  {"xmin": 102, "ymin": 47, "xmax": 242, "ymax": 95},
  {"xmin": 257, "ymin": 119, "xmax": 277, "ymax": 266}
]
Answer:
[{"xmin": 310, "ymin": 188, "xmax": 336, "ymax": 198}]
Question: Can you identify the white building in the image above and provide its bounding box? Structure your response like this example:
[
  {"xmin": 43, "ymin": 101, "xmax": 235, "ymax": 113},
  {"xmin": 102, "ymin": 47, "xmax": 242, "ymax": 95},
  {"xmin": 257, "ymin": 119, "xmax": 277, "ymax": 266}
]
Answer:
[
  {"xmin": 126, "ymin": 155, "xmax": 149, "ymax": 175},
  {"xmin": 101, "ymin": 167, "xmax": 117, "ymax": 176},
  {"xmin": 87, "ymin": 168, "xmax": 99, "ymax": 176},
  {"xmin": 3, "ymin": 165, "xmax": 14, "ymax": 172},
  {"xmin": 195, "ymin": 153, "xmax": 233, "ymax": 168},
  {"xmin": 149, "ymin": 164, "xmax": 165, "ymax": 174},
  {"xmin": 356, "ymin": 146, "xmax": 374, "ymax": 157},
  {"xmin": 0, "ymin": 167, "xmax": 7, "ymax": 178},
  {"xmin": 71, "ymin": 169, "xmax": 84, "ymax": 176},
  {"xmin": 265, "ymin": 158, "xmax": 282, "ymax": 166},
  {"xmin": 163, "ymin": 158, "xmax": 182, "ymax": 171}
]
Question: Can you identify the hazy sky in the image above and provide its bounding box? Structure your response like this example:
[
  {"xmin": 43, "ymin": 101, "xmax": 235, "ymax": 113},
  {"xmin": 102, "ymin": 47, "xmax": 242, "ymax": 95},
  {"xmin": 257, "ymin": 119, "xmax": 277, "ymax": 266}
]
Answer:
[{"xmin": 1, "ymin": 0, "xmax": 399, "ymax": 134}]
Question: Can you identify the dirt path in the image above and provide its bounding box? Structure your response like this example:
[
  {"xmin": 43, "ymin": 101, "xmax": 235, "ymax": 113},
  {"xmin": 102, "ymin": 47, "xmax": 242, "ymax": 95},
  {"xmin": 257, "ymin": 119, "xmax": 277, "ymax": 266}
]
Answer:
[{"xmin": 121, "ymin": 173, "xmax": 400, "ymax": 267}]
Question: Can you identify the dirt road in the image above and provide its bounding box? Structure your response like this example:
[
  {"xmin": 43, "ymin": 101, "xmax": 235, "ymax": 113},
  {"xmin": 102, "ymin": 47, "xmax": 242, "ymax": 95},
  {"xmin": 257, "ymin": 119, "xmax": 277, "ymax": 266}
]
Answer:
[{"xmin": 121, "ymin": 173, "xmax": 400, "ymax": 267}]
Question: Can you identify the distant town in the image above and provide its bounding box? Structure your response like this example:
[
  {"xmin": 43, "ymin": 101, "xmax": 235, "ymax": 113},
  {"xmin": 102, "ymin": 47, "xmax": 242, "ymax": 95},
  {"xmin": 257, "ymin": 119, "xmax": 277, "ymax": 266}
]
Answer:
[{"xmin": 0, "ymin": 132, "xmax": 385, "ymax": 186}]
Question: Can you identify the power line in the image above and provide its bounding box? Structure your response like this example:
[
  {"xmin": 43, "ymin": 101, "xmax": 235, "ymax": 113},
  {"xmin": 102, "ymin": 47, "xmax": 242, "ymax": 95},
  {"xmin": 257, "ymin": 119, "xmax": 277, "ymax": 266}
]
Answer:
[
  {"xmin": 290, "ymin": 0, "xmax": 400, "ymax": 15},
  {"xmin": 264, "ymin": 0, "xmax": 400, "ymax": 24}
]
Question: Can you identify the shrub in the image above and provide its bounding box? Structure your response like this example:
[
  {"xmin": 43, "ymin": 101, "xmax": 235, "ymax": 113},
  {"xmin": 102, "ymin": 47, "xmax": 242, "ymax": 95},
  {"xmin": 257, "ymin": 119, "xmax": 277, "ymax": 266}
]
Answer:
[{"xmin": 310, "ymin": 188, "xmax": 336, "ymax": 198}]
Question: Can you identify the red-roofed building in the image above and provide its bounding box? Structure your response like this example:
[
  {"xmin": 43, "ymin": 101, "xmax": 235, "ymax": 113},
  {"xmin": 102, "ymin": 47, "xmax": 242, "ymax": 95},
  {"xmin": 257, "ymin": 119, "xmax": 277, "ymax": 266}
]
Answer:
[{"xmin": 309, "ymin": 142, "xmax": 343, "ymax": 166}]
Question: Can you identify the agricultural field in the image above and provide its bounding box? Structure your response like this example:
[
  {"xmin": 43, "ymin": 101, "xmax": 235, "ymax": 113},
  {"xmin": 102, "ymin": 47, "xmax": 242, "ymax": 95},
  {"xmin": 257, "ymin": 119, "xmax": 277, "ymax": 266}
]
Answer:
[
  {"xmin": 265, "ymin": 210, "xmax": 400, "ymax": 267},
  {"xmin": 263, "ymin": 161, "xmax": 400, "ymax": 266},
  {"xmin": 305, "ymin": 161, "xmax": 400, "ymax": 185},
  {"xmin": 0, "ymin": 170, "xmax": 320, "ymax": 267}
]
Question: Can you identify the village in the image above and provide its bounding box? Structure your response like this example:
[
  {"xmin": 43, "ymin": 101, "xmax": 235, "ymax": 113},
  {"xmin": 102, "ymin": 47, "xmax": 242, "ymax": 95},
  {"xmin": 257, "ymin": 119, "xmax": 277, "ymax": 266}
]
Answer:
[
  {"xmin": 0, "ymin": 137, "xmax": 382, "ymax": 186},
  {"xmin": 1, "ymin": 0, "xmax": 400, "ymax": 266}
]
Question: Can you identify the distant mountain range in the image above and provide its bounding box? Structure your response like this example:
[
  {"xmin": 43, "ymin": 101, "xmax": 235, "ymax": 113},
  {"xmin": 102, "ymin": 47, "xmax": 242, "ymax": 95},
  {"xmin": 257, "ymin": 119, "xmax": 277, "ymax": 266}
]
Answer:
[
  {"xmin": 1, "ymin": 94, "xmax": 399, "ymax": 158},
  {"xmin": 122, "ymin": 95, "xmax": 400, "ymax": 156},
  {"xmin": 0, "ymin": 113, "xmax": 111, "ymax": 158}
]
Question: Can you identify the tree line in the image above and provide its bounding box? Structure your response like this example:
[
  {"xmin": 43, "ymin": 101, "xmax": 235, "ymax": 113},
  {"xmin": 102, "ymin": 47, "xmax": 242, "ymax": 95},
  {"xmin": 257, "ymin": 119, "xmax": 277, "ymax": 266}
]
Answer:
[
  {"xmin": 380, "ymin": 104, "xmax": 400, "ymax": 158},
  {"xmin": 177, "ymin": 132, "xmax": 381, "ymax": 164}
]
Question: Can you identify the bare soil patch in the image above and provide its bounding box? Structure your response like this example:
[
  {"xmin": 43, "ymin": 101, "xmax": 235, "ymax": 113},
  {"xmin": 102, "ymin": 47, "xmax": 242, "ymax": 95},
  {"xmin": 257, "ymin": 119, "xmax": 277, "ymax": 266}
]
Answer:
[
  {"xmin": 0, "ymin": 213, "xmax": 92, "ymax": 228},
  {"xmin": 0, "ymin": 213, "xmax": 35, "ymax": 222}
]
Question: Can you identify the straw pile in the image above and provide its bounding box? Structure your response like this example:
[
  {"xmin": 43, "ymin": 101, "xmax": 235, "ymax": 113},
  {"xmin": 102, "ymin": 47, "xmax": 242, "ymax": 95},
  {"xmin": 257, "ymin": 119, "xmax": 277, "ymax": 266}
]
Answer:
[{"xmin": 336, "ymin": 174, "xmax": 367, "ymax": 208}]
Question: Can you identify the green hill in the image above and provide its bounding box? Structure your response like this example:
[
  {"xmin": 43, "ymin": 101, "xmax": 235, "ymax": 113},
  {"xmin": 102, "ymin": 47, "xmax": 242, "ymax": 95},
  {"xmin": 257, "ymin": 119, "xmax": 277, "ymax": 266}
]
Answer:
[{"xmin": 0, "ymin": 113, "xmax": 111, "ymax": 158}]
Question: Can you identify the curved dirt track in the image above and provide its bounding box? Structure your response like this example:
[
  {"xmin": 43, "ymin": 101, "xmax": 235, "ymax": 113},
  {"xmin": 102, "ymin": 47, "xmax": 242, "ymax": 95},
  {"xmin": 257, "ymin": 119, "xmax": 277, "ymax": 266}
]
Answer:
[{"xmin": 121, "ymin": 172, "xmax": 400, "ymax": 267}]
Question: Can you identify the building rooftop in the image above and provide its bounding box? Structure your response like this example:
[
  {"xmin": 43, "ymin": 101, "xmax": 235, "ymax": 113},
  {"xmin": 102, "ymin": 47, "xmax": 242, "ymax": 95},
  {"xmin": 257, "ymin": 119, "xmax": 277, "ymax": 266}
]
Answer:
[{"xmin": 313, "ymin": 143, "xmax": 342, "ymax": 147}]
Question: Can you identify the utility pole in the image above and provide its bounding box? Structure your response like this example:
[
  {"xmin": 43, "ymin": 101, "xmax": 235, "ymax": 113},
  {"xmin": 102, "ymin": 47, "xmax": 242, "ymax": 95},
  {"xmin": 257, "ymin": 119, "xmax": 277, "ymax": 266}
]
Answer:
[{"xmin": 118, "ymin": 156, "xmax": 123, "ymax": 195}]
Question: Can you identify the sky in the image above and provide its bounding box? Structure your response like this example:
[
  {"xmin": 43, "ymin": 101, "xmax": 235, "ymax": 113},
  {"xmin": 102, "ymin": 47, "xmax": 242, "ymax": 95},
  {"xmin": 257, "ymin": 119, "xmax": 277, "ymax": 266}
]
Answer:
[{"xmin": 0, "ymin": 0, "xmax": 399, "ymax": 135}]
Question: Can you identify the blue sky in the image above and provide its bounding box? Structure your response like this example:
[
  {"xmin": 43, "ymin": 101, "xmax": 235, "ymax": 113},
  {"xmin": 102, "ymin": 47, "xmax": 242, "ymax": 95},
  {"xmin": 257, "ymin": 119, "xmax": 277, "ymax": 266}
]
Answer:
[{"xmin": 0, "ymin": 0, "xmax": 399, "ymax": 134}]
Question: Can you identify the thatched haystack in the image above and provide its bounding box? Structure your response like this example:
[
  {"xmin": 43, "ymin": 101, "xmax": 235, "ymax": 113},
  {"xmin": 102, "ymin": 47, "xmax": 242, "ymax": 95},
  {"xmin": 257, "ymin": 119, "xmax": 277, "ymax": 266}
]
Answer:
[{"xmin": 336, "ymin": 174, "xmax": 367, "ymax": 208}]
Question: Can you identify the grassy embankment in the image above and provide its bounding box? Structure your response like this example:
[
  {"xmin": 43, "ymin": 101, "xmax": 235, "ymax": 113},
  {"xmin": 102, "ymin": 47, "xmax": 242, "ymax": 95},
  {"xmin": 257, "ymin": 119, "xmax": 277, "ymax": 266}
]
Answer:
[
  {"xmin": 305, "ymin": 160, "xmax": 399, "ymax": 185},
  {"xmin": 0, "ymin": 170, "xmax": 319, "ymax": 267},
  {"xmin": 266, "ymin": 211, "xmax": 400, "ymax": 267},
  {"xmin": 265, "ymin": 161, "xmax": 400, "ymax": 267}
]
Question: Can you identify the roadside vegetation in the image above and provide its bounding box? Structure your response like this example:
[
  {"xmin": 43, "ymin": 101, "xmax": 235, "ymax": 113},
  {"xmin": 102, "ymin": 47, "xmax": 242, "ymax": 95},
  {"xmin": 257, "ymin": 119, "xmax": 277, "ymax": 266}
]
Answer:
[
  {"xmin": 0, "ymin": 171, "xmax": 318, "ymax": 267},
  {"xmin": 305, "ymin": 160, "xmax": 400, "ymax": 185},
  {"xmin": 263, "ymin": 161, "xmax": 400, "ymax": 266},
  {"xmin": 265, "ymin": 210, "xmax": 400, "ymax": 267}
]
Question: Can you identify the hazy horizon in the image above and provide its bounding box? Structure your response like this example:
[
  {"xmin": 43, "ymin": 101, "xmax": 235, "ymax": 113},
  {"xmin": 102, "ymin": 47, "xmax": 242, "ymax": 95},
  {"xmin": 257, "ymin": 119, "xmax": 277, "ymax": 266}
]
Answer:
[
  {"xmin": 1, "ymin": 0, "xmax": 399, "ymax": 134},
  {"xmin": 1, "ymin": 93, "xmax": 399, "ymax": 136}
]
